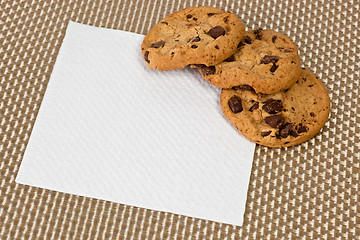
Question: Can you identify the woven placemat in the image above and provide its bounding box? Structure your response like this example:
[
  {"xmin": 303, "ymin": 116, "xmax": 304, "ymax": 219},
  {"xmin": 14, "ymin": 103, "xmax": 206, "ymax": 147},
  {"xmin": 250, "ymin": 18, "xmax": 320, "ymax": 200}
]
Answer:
[{"xmin": 1, "ymin": 0, "xmax": 359, "ymax": 239}]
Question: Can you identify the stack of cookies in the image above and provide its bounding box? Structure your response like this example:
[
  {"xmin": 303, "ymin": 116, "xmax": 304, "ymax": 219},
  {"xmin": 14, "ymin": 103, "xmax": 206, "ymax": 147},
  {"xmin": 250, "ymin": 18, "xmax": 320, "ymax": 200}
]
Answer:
[{"xmin": 141, "ymin": 6, "xmax": 330, "ymax": 148}]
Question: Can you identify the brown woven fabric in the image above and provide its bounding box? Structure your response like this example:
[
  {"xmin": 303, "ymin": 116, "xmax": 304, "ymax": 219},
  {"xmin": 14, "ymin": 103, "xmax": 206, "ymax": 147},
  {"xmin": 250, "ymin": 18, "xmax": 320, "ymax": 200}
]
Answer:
[{"xmin": 1, "ymin": 0, "xmax": 359, "ymax": 239}]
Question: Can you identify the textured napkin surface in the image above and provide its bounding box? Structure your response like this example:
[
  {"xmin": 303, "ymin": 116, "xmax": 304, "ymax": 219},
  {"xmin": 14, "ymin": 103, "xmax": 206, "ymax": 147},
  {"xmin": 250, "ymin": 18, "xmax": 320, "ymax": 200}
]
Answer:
[
  {"xmin": 15, "ymin": 21, "xmax": 255, "ymax": 226},
  {"xmin": 1, "ymin": 0, "xmax": 359, "ymax": 239}
]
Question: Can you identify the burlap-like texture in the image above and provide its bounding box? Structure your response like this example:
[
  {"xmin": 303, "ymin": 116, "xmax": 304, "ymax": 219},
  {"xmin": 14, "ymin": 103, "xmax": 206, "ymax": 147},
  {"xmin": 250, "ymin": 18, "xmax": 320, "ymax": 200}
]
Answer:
[{"xmin": 1, "ymin": 0, "xmax": 359, "ymax": 239}]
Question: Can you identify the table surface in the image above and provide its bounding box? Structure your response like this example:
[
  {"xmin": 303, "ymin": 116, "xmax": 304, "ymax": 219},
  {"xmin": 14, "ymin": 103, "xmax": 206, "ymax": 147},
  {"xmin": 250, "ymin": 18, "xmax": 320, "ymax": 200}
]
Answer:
[{"xmin": 1, "ymin": 0, "xmax": 359, "ymax": 239}]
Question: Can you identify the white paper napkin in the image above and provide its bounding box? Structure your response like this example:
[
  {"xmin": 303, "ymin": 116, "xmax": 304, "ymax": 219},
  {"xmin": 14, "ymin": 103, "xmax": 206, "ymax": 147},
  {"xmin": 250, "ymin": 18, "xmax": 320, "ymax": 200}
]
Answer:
[{"xmin": 16, "ymin": 21, "xmax": 255, "ymax": 226}]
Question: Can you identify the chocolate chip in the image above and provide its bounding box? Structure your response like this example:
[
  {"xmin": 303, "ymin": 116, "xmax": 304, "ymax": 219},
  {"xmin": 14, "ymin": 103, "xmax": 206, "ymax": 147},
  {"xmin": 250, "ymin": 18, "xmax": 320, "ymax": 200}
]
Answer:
[
  {"xmin": 150, "ymin": 40, "xmax": 165, "ymax": 48},
  {"xmin": 223, "ymin": 16, "xmax": 229, "ymax": 23},
  {"xmin": 244, "ymin": 36, "xmax": 252, "ymax": 44},
  {"xmin": 283, "ymin": 49, "xmax": 293, "ymax": 53},
  {"xmin": 254, "ymin": 29, "xmax": 262, "ymax": 40},
  {"xmin": 270, "ymin": 63, "xmax": 278, "ymax": 72},
  {"xmin": 308, "ymin": 84, "xmax": 314, "ymax": 87},
  {"xmin": 249, "ymin": 102, "xmax": 259, "ymax": 112},
  {"xmin": 191, "ymin": 45, "xmax": 198, "ymax": 48},
  {"xmin": 254, "ymin": 28, "xmax": 262, "ymax": 35},
  {"xmin": 279, "ymin": 123, "xmax": 294, "ymax": 138},
  {"xmin": 284, "ymin": 141, "xmax": 290, "ymax": 144},
  {"xmin": 264, "ymin": 115, "xmax": 285, "ymax": 128},
  {"xmin": 297, "ymin": 124, "xmax": 308, "ymax": 133},
  {"xmin": 237, "ymin": 41, "xmax": 245, "ymax": 48},
  {"xmin": 193, "ymin": 17, "xmax": 198, "ymax": 21},
  {"xmin": 272, "ymin": 35, "xmax": 277, "ymax": 42},
  {"xmin": 261, "ymin": 131, "xmax": 271, "ymax": 137},
  {"xmin": 275, "ymin": 133, "xmax": 282, "ymax": 139},
  {"xmin": 144, "ymin": 51, "xmax": 150, "ymax": 63},
  {"xmin": 208, "ymin": 26, "xmax": 226, "ymax": 39},
  {"xmin": 161, "ymin": 21, "xmax": 168, "ymax": 25},
  {"xmin": 291, "ymin": 107, "xmax": 295, "ymax": 111},
  {"xmin": 228, "ymin": 95, "xmax": 243, "ymax": 113},
  {"xmin": 207, "ymin": 13, "xmax": 216, "ymax": 16},
  {"xmin": 186, "ymin": 14, "xmax": 192, "ymax": 19},
  {"xmin": 225, "ymin": 55, "xmax": 235, "ymax": 62},
  {"xmin": 310, "ymin": 112, "xmax": 315, "ymax": 117},
  {"xmin": 291, "ymin": 131, "xmax": 299, "ymax": 137},
  {"xmin": 199, "ymin": 66, "xmax": 216, "ymax": 75},
  {"xmin": 314, "ymin": 102, "xmax": 317, "ymax": 105},
  {"xmin": 191, "ymin": 36, "xmax": 201, "ymax": 42},
  {"xmin": 232, "ymin": 85, "xmax": 255, "ymax": 92},
  {"xmin": 261, "ymin": 55, "xmax": 280, "ymax": 64},
  {"xmin": 262, "ymin": 99, "xmax": 283, "ymax": 114},
  {"xmin": 215, "ymin": 45, "xmax": 219, "ymax": 49}
]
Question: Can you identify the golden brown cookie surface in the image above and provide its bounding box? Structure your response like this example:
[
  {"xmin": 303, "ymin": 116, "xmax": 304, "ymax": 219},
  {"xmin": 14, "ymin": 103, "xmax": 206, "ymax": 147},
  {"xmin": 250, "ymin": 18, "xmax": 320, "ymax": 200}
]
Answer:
[
  {"xmin": 141, "ymin": 6, "xmax": 245, "ymax": 70},
  {"xmin": 220, "ymin": 69, "xmax": 330, "ymax": 148},
  {"xmin": 198, "ymin": 29, "xmax": 301, "ymax": 94}
]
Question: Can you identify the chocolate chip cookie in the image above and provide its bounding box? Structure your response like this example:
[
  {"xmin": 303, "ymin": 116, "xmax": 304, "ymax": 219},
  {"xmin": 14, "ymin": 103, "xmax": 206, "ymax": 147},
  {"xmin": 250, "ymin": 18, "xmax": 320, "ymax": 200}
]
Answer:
[
  {"xmin": 141, "ymin": 6, "xmax": 245, "ymax": 70},
  {"xmin": 220, "ymin": 69, "xmax": 330, "ymax": 148},
  {"xmin": 198, "ymin": 29, "xmax": 301, "ymax": 94}
]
